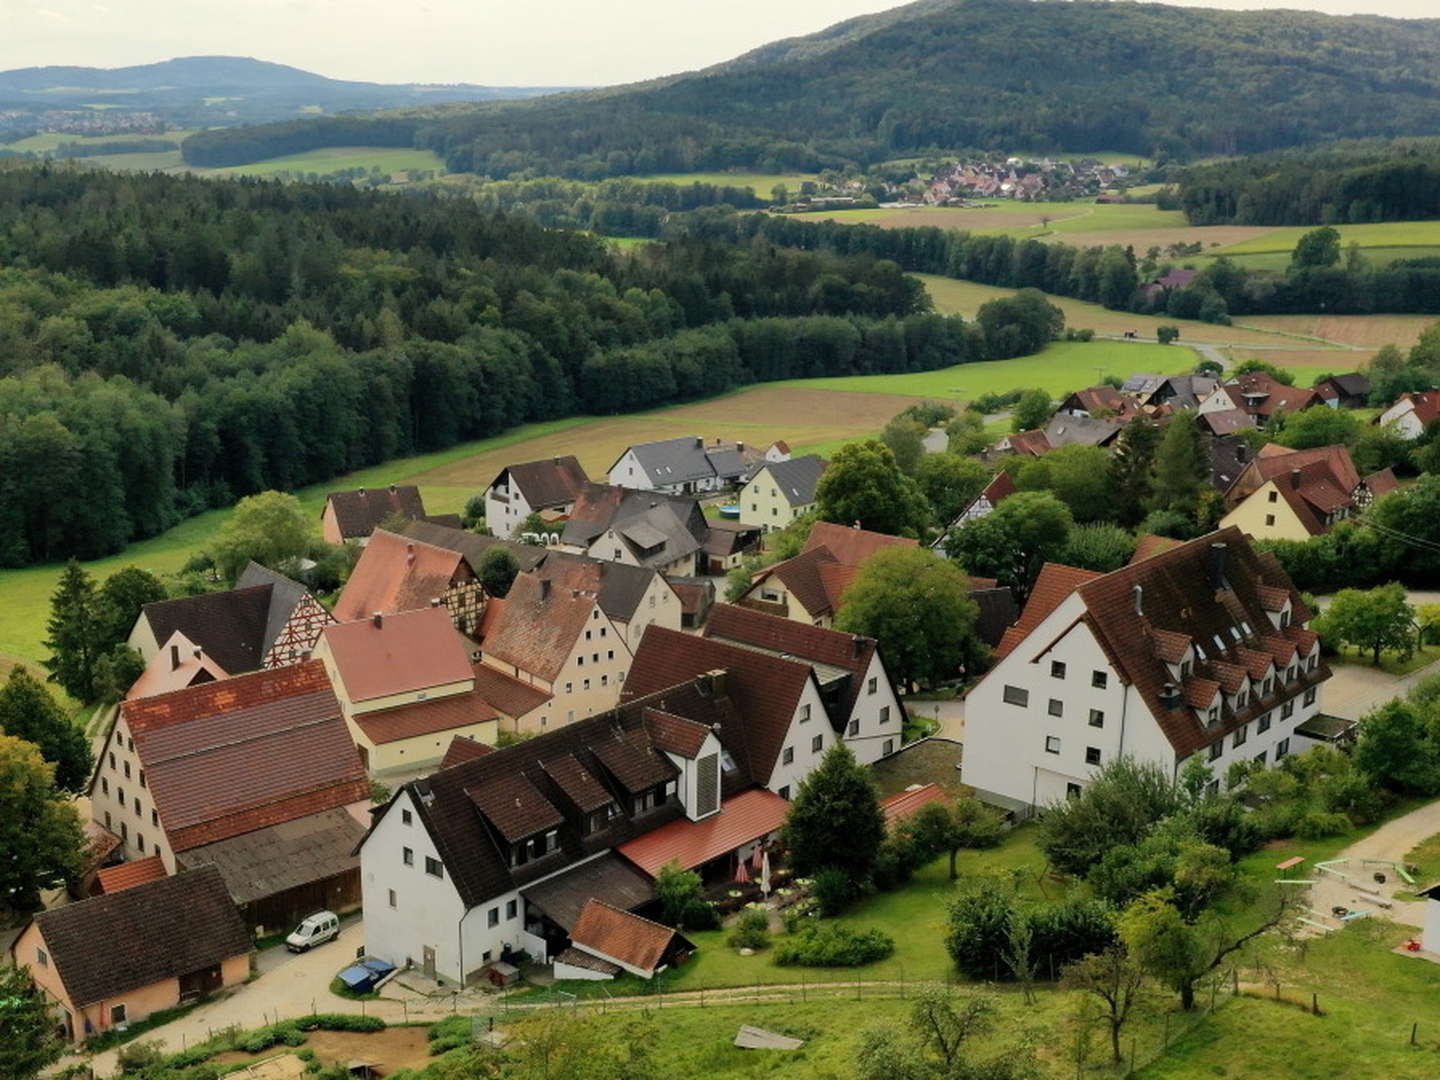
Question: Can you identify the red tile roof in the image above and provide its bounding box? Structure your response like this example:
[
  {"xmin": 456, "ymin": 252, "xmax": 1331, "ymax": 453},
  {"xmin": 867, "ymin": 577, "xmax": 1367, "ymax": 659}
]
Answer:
[
  {"xmin": 1224, "ymin": 373, "xmax": 1321, "ymax": 418},
  {"xmin": 440, "ymin": 736, "xmax": 494, "ymax": 769},
  {"xmin": 126, "ymin": 632, "xmax": 227, "ymax": 700},
  {"xmin": 479, "ymin": 573, "xmax": 599, "ymax": 682},
  {"xmin": 1388, "ymin": 391, "xmax": 1440, "ymax": 428},
  {"xmin": 644, "ymin": 708, "xmax": 711, "ymax": 758},
  {"xmin": 322, "ymin": 607, "xmax": 474, "ymax": 703},
  {"xmin": 1006, "ymin": 429, "xmax": 1053, "ymax": 456},
  {"xmin": 95, "ymin": 855, "xmax": 167, "ymax": 894},
  {"xmin": 1366, "ymin": 468, "xmax": 1399, "ymax": 498},
  {"xmin": 470, "ymin": 663, "xmax": 553, "ymax": 718},
  {"xmin": 804, "ymin": 521, "xmax": 917, "ymax": 567},
  {"xmin": 569, "ymin": 899, "xmax": 683, "ymax": 975},
  {"xmin": 333, "ymin": 530, "xmax": 468, "ymax": 623},
  {"xmin": 994, "ymin": 564, "xmax": 1102, "ymax": 659},
  {"xmin": 616, "ymin": 788, "xmax": 789, "ymax": 876},
  {"xmin": 353, "ymin": 691, "xmax": 499, "ymax": 745},
  {"xmin": 880, "ymin": 784, "xmax": 950, "ymax": 826},
  {"xmin": 120, "ymin": 661, "xmax": 369, "ymax": 853},
  {"xmin": 1130, "ymin": 534, "xmax": 1184, "ymax": 564}
]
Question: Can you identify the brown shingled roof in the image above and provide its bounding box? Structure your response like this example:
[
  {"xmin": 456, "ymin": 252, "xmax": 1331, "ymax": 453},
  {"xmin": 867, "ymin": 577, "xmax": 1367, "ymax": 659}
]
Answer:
[
  {"xmin": 480, "ymin": 573, "xmax": 600, "ymax": 682},
  {"xmin": 1130, "ymin": 534, "xmax": 1184, "ymax": 565},
  {"xmin": 95, "ymin": 855, "xmax": 167, "ymax": 894},
  {"xmin": 994, "ymin": 564, "xmax": 1102, "ymax": 659},
  {"xmin": 569, "ymin": 899, "xmax": 683, "ymax": 976},
  {"xmin": 470, "ymin": 663, "xmax": 553, "ymax": 719},
  {"xmin": 495, "ymin": 456, "xmax": 589, "ymax": 511},
  {"xmin": 32, "ymin": 866, "xmax": 250, "ymax": 1008},
  {"xmin": 322, "ymin": 607, "xmax": 474, "ymax": 703},
  {"xmin": 352, "ymin": 691, "xmax": 499, "ymax": 745},
  {"xmin": 468, "ymin": 773, "xmax": 565, "ymax": 842},
  {"xmin": 804, "ymin": 521, "xmax": 917, "ymax": 566},
  {"xmin": 643, "ymin": 708, "xmax": 711, "ymax": 758},
  {"xmin": 440, "ymin": 736, "xmax": 494, "ymax": 769},
  {"xmin": 543, "ymin": 753, "xmax": 617, "ymax": 813},
  {"xmin": 1151, "ymin": 628, "xmax": 1192, "ymax": 664},
  {"xmin": 325, "ymin": 485, "xmax": 428, "ymax": 540}
]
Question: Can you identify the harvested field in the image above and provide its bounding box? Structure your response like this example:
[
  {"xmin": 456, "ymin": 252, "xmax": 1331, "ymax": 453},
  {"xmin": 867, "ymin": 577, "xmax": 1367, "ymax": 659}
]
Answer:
[
  {"xmin": 917, "ymin": 274, "xmax": 1322, "ymax": 348},
  {"xmin": 1234, "ymin": 314, "xmax": 1435, "ymax": 349},
  {"xmin": 410, "ymin": 386, "xmax": 931, "ymax": 488},
  {"xmin": 1046, "ymin": 224, "xmax": 1276, "ymax": 250}
]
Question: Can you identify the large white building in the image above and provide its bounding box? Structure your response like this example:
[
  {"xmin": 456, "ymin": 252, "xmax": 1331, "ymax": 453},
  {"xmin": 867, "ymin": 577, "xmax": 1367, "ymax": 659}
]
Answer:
[{"xmin": 962, "ymin": 528, "xmax": 1340, "ymax": 812}]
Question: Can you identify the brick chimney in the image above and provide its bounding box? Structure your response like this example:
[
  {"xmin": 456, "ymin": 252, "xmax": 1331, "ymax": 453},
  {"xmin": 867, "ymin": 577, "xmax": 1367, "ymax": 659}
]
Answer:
[
  {"xmin": 1290, "ymin": 468, "xmax": 1301, "ymax": 490},
  {"xmin": 372, "ymin": 611, "xmax": 383, "ymax": 629},
  {"xmin": 170, "ymin": 644, "xmax": 180, "ymax": 670}
]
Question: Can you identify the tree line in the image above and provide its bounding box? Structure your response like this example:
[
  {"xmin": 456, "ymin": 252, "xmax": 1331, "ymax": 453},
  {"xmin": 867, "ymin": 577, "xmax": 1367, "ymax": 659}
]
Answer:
[
  {"xmin": 1177, "ymin": 139, "xmax": 1440, "ymax": 225},
  {"xmin": 0, "ymin": 167, "xmax": 1032, "ymax": 567}
]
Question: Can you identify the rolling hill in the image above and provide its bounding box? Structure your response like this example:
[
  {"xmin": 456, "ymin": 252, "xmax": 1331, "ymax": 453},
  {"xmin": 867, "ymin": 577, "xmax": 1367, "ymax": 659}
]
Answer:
[
  {"xmin": 0, "ymin": 55, "xmax": 573, "ymax": 136},
  {"xmin": 181, "ymin": 0, "xmax": 1440, "ymax": 174}
]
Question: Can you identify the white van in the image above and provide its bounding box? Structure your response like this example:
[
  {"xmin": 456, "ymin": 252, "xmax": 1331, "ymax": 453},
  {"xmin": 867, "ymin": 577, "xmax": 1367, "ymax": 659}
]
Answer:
[{"xmin": 285, "ymin": 911, "xmax": 340, "ymax": 952}]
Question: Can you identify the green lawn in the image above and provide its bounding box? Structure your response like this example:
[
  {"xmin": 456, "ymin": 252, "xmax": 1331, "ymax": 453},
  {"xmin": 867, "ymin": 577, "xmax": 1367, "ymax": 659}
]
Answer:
[
  {"xmin": 1036, "ymin": 202, "xmax": 1188, "ymax": 235},
  {"xmin": 1328, "ymin": 644, "xmax": 1440, "ymax": 678},
  {"xmin": 1212, "ymin": 220, "xmax": 1440, "ymax": 256},
  {"xmin": 1201, "ymin": 246, "xmax": 1440, "ymax": 272},
  {"xmin": 206, "ymin": 147, "xmax": 446, "ymax": 178},
  {"xmin": 0, "ymin": 129, "xmax": 195, "ymax": 153},
  {"xmin": 634, "ymin": 171, "xmax": 818, "ymax": 194},
  {"xmin": 771, "ymin": 340, "xmax": 1191, "ymax": 400}
]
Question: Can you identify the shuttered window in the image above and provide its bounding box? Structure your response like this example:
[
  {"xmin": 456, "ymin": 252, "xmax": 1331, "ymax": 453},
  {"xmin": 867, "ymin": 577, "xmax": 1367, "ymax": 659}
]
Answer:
[{"xmin": 696, "ymin": 754, "xmax": 719, "ymax": 817}]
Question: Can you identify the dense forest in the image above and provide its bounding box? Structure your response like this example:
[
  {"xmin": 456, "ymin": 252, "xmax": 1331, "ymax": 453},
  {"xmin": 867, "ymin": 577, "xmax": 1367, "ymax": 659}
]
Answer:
[
  {"xmin": 665, "ymin": 207, "xmax": 1440, "ymax": 321},
  {"xmin": 183, "ymin": 0, "xmax": 1440, "ymax": 174},
  {"xmin": 0, "ymin": 166, "xmax": 1009, "ymax": 567},
  {"xmin": 1177, "ymin": 139, "xmax": 1440, "ymax": 226}
]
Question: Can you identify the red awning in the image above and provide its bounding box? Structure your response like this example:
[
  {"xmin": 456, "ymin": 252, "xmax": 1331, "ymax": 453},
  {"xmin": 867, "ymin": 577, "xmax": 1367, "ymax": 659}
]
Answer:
[{"xmin": 617, "ymin": 789, "xmax": 789, "ymax": 877}]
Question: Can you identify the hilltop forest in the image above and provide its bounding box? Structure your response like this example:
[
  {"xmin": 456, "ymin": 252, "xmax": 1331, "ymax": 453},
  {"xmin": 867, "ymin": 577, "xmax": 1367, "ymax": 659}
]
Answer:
[
  {"xmin": 0, "ymin": 166, "xmax": 1006, "ymax": 568},
  {"xmin": 183, "ymin": 0, "xmax": 1440, "ymax": 173}
]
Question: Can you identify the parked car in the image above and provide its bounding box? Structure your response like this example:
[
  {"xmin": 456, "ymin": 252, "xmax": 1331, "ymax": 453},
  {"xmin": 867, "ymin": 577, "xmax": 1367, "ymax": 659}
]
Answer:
[{"xmin": 285, "ymin": 911, "xmax": 340, "ymax": 952}]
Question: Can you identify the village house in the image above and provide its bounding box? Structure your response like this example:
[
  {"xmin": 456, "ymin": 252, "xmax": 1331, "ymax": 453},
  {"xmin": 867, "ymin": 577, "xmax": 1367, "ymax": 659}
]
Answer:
[
  {"xmin": 699, "ymin": 521, "xmax": 764, "ymax": 574},
  {"xmin": 356, "ymin": 674, "xmax": 791, "ymax": 985},
  {"xmin": 1375, "ymin": 390, "xmax": 1440, "ymax": 439},
  {"xmin": 554, "ymin": 900, "xmax": 695, "ymax": 981},
  {"xmin": 606, "ymin": 436, "xmax": 778, "ymax": 495},
  {"xmin": 702, "ymin": 604, "xmax": 905, "ymax": 765},
  {"xmin": 1055, "ymin": 386, "xmax": 1141, "ymax": 421},
  {"xmin": 314, "ymin": 607, "xmax": 500, "ymax": 772},
  {"xmin": 995, "ymin": 415, "xmax": 1124, "ymax": 458},
  {"xmin": 12, "ymin": 867, "xmax": 250, "ymax": 1043},
  {"xmin": 963, "ymin": 528, "xmax": 1338, "ymax": 813},
  {"xmin": 736, "ymin": 522, "xmax": 918, "ymax": 627},
  {"xmin": 483, "ymin": 455, "xmax": 590, "ymax": 539},
  {"xmin": 321, "ymin": 484, "xmax": 459, "ymax": 545},
  {"xmin": 1139, "ymin": 267, "xmax": 1198, "ymax": 303},
  {"xmin": 474, "ymin": 572, "xmax": 633, "ymax": 735},
  {"xmin": 399, "ymin": 520, "xmax": 683, "ymax": 653},
  {"xmin": 1312, "ymin": 373, "xmax": 1371, "ymax": 410},
  {"xmin": 941, "ymin": 471, "xmax": 1017, "ymax": 533},
  {"xmin": 1199, "ymin": 373, "xmax": 1321, "ymax": 425},
  {"xmin": 738, "ymin": 454, "xmax": 827, "ymax": 531},
  {"xmin": 560, "ymin": 484, "xmax": 710, "ymax": 575},
  {"xmin": 1218, "ymin": 444, "xmax": 1397, "ymax": 541},
  {"xmin": 88, "ymin": 662, "xmax": 372, "ymax": 933},
  {"xmin": 1142, "ymin": 374, "xmax": 1219, "ymax": 412},
  {"xmin": 334, "ymin": 530, "xmax": 484, "ymax": 636},
  {"xmin": 126, "ymin": 562, "xmax": 334, "ymax": 698}
]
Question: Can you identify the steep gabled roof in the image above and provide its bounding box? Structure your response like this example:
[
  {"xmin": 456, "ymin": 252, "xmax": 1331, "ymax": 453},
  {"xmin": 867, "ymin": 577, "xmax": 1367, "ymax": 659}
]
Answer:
[
  {"xmin": 334, "ymin": 530, "xmax": 468, "ymax": 623},
  {"xmin": 805, "ymin": 521, "xmax": 917, "ymax": 566},
  {"xmin": 1384, "ymin": 390, "xmax": 1440, "ymax": 427},
  {"xmin": 1197, "ymin": 408, "xmax": 1256, "ymax": 437},
  {"xmin": 495, "ymin": 455, "xmax": 590, "ymax": 510},
  {"xmin": 236, "ymin": 561, "xmax": 326, "ymax": 658},
  {"xmin": 479, "ymin": 573, "xmax": 600, "ymax": 683},
  {"xmin": 470, "ymin": 663, "xmax": 553, "ymax": 719},
  {"xmin": 94, "ymin": 855, "xmax": 166, "ymax": 894},
  {"xmin": 569, "ymin": 899, "xmax": 686, "ymax": 975},
  {"xmin": 626, "ymin": 627, "xmax": 816, "ymax": 789},
  {"xmin": 397, "ymin": 520, "xmax": 549, "ymax": 573},
  {"xmin": 32, "ymin": 866, "xmax": 250, "ymax": 1008},
  {"xmin": 120, "ymin": 661, "xmax": 369, "ymax": 853},
  {"xmin": 1225, "ymin": 373, "xmax": 1320, "ymax": 417},
  {"xmin": 754, "ymin": 455, "xmax": 828, "ymax": 507},
  {"xmin": 562, "ymin": 484, "xmax": 707, "ymax": 567},
  {"xmin": 321, "ymin": 607, "xmax": 474, "ymax": 702},
  {"xmin": 994, "ymin": 564, "xmax": 1103, "ymax": 659},
  {"xmin": 138, "ymin": 585, "xmax": 272, "ymax": 675},
  {"xmin": 324, "ymin": 485, "xmax": 428, "ymax": 540},
  {"xmin": 1130, "ymin": 533, "xmax": 1185, "ymax": 564},
  {"xmin": 611, "ymin": 436, "xmax": 717, "ymax": 486}
]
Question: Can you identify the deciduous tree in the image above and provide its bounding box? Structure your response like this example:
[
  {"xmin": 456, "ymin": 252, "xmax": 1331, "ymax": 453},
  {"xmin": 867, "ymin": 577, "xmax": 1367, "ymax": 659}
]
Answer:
[
  {"xmin": 836, "ymin": 547, "xmax": 979, "ymax": 688},
  {"xmin": 1060, "ymin": 946, "xmax": 1146, "ymax": 1064},
  {"xmin": 915, "ymin": 454, "xmax": 989, "ymax": 526},
  {"xmin": 1010, "ymin": 388, "xmax": 1053, "ymax": 433},
  {"xmin": 1315, "ymin": 582, "xmax": 1414, "ymax": 665},
  {"xmin": 781, "ymin": 743, "xmax": 886, "ymax": 884},
  {"xmin": 0, "ymin": 667, "xmax": 92, "ymax": 792},
  {"xmin": 0, "ymin": 735, "xmax": 88, "ymax": 916},
  {"xmin": 944, "ymin": 490, "xmax": 1072, "ymax": 604},
  {"xmin": 814, "ymin": 439, "xmax": 930, "ymax": 537},
  {"xmin": 477, "ymin": 547, "xmax": 520, "ymax": 598},
  {"xmin": 208, "ymin": 491, "xmax": 315, "ymax": 582}
]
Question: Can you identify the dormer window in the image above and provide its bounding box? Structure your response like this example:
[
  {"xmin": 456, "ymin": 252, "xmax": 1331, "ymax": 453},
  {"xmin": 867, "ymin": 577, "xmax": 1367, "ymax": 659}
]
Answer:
[
  {"xmin": 585, "ymin": 803, "xmax": 620, "ymax": 835},
  {"xmin": 508, "ymin": 829, "xmax": 562, "ymax": 868},
  {"xmin": 1235, "ymin": 691, "xmax": 1247, "ymax": 710},
  {"xmin": 1180, "ymin": 660, "xmax": 1191, "ymax": 677},
  {"xmin": 1207, "ymin": 706, "xmax": 1219, "ymax": 725},
  {"xmin": 1280, "ymin": 610, "xmax": 1292, "ymax": 628}
]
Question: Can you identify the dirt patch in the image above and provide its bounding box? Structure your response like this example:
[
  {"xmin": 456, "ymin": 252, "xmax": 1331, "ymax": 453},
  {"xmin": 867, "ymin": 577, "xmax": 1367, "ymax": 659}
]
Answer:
[
  {"xmin": 210, "ymin": 1029, "xmax": 434, "ymax": 1074},
  {"xmin": 306, "ymin": 1027, "xmax": 433, "ymax": 1071},
  {"xmin": 410, "ymin": 385, "xmax": 931, "ymax": 488},
  {"xmin": 1235, "ymin": 315, "xmax": 1434, "ymax": 349}
]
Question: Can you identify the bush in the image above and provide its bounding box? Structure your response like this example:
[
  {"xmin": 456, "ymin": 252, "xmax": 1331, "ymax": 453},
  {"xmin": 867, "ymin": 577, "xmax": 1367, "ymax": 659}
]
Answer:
[
  {"xmin": 681, "ymin": 897, "xmax": 721, "ymax": 930},
  {"xmin": 774, "ymin": 924, "xmax": 895, "ymax": 967},
  {"xmin": 1026, "ymin": 900, "xmax": 1117, "ymax": 969},
  {"xmin": 117, "ymin": 1041, "xmax": 166, "ymax": 1074},
  {"xmin": 812, "ymin": 866, "xmax": 857, "ymax": 915},
  {"xmin": 1295, "ymin": 810, "xmax": 1352, "ymax": 839},
  {"xmin": 427, "ymin": 1015, "xmax": 472, "ymax": 1054},
  {"xmin": 872, "ymin": 832, "xmax": 927, "ymax": 891},
  {"xmin": 727, "ymin": 907, "xmax": 771, "ymax": 950},
  {"xmin": 944, "ymin": 878, "xmax": 1014, "ymax": 979}
]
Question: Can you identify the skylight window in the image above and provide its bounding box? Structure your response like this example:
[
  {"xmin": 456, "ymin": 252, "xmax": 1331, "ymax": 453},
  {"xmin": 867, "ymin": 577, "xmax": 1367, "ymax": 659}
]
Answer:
[
  {"xmin": 1212, "ymin": 634, "xmax": 1226, "ymax": 653},
  {"xmin": 1229, "ymin": 627, "xmax": 1242, "ymax": 642},
  {"xmin": 1194, "ymin": 641, "xmax": 1207, "ymax": 660}
]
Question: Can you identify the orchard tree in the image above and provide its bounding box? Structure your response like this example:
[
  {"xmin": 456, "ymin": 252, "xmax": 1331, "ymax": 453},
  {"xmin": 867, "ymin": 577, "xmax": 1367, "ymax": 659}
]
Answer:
[
  {"xmin": 813, "ymin": 440, "xmax": 930, "ymax": 537},
  {"xmin": 0, "ymin": 735, "xmax": 88, "ymax": 916},
  {"xmin": 1275, "ymin": 406, "xmax": 1362, "ymax": 451},
  {"xmin": 1010, "ymin": 388, "xmax": 1053, "ymax": 433},
  {"xmin": 944, "ymin": 490, "xmax": 1073, "ymax": 604},
  {"xmin": 906, "ymin": 796, "xmax": 1004, "ymax": 880},
  {"xmin": 1316, "ymin": 583, "xmax": 1414, "ymax": 665},
  {"xmin": 1353, "ymin": 699, "xmax": 1440, "ymax": 795},
  {"xmin": 209, "ymin": 491, "xmax": 314, "ymax": 581},
  {"xmin": 1060, "ymin": 946, "xmax": 1146, "ymax": 1064},
  {"xmin": 0, "ymin": 667, "xmax": 92, "ymax": 791},
  {"xmin": 782, "ymin": 743, "xmax": 886, "ymax": 884},
  {"xmin": 1290, "ymin": 226, "xmax": 1341, "ymax": 270},
  {"xmin": 916, "ymin": 454, "xmax": 989, "ymax": 526},
  {"xmin": 944, "ymin": 410, "xmax": 990, "ymax": 456},
  {"xmin": 836, "ymin": 547, "xmax": 979, "ymax": 688}
]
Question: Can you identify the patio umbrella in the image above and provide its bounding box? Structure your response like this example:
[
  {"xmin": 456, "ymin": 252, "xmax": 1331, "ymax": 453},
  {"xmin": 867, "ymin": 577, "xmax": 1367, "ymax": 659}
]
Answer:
[
  {"xmin": 752, "ymin": 846, "xmax": 765, "ymax": 871},
  {"xmin": 734, "ymin": 857, "xmax": 750, "ymax": 884},
  {"xmin": 760, "ymin": 850, "xmax": 772, "ymax": 897}
]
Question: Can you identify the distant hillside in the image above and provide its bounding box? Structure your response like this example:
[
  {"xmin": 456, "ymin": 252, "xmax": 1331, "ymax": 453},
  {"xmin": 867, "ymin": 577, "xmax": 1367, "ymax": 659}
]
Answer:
[
  {"xmin": 0, "ymin": 55, "xmax": 573, "ymax": 138},
  {"xmin": 182, "ymin": 0, "xmax": 1440, "ymax": 174}
]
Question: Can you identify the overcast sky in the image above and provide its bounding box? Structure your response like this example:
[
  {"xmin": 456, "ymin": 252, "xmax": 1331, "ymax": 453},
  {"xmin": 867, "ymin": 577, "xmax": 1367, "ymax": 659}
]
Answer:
[{"xmin": 7, "ymin": 0, "xmax": 1438, "ymax": 87}]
